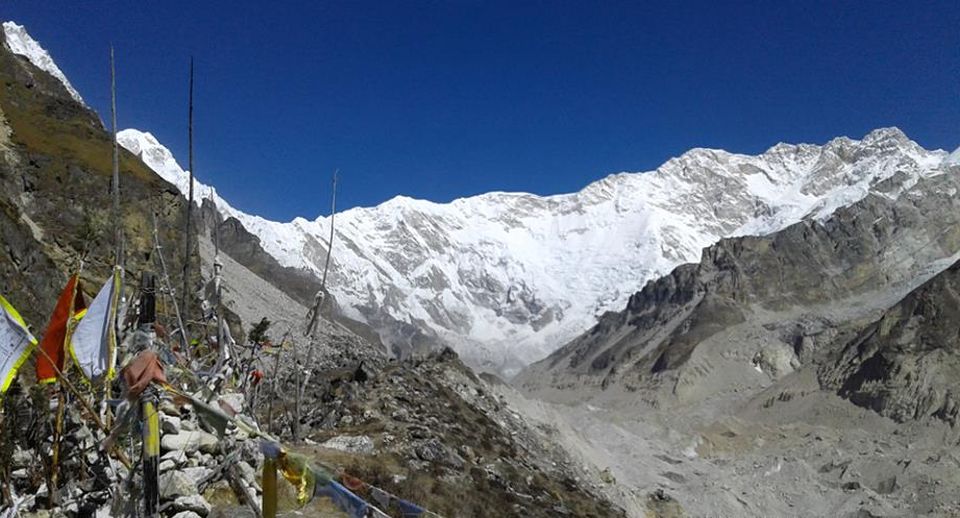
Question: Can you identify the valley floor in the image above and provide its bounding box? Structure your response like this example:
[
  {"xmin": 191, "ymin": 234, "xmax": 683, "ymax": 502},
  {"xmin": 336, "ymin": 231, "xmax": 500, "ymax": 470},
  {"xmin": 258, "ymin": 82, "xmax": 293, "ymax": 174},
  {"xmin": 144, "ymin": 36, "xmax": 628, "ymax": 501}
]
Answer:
[{"xmin": 501, "ymin": 378, "xmax": 960, "ymax": 517}]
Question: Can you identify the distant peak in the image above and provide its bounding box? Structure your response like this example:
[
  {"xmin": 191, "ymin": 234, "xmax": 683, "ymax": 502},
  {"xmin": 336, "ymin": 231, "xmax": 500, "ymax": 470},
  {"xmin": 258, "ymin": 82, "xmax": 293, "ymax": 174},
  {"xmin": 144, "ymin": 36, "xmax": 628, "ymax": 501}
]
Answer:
[
  {"xmin": 117, "ymin": 128, "xmax": 161, "ymax": 147},
  {"xmin": 2, "ymin": 21, "xmax": 84, "ymax": 104},
  {"xmin": 946, "ymin": 146, "xmax": 960, "ymax": 166},
  {"xmin": 861, "ymin": 126, "xmax": 909, "ymax": 145}
]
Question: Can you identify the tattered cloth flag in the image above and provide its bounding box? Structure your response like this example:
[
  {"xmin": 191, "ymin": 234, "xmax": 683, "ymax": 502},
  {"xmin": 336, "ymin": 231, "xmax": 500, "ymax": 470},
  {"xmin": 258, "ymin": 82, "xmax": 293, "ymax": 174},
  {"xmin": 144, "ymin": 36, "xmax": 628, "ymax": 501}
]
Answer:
[
  {"xmin": 36, "ymin": 274, "xmax": 87, "ymax": 383},
  {"xmin": 315, "ymin": 482, "xmax": 369, "ymax": 518},
  {"xmin": 70, "ymin": 267, "xmax": 121, "ymax": 381},
  {"xmin": 261, "ymin": 441, "xmax": 334, "ymax": 506},
  {"xmin": 0, "ymin": 294, "xmax": 37, "ymax": 393},
  {"xmin": 342, "ymin": 475, "xmax": 426, "ymax": 517},
  {"xmin": 121, "ymin": 350, "xmax": 167, "ymax": 400}
]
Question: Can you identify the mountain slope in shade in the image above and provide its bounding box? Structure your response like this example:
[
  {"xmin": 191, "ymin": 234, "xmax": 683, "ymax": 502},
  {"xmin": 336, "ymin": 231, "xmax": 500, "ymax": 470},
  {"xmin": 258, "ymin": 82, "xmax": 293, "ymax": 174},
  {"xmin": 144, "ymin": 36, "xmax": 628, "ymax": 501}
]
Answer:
[
  {"xmin": 1, "ymin": 22, "xmax": 83, "ymax": 104},
  {"xmin": 822, "ymin": 257, "xmax": 960, "ymax": 425},
  {"xmin": 118, "ymin": 127, "xmax": 952, "ymax": 376}
]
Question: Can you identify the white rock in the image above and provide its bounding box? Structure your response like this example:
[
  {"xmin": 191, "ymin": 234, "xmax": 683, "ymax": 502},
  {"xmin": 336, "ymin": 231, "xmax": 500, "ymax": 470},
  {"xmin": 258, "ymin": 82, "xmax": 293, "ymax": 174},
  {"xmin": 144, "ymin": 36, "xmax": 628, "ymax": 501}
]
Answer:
[
  {"xmin": 162, "ymin": 450, "xmax": 187, "ymax": 462},
  {"xmin": 159, "ymin": 471, "xmax": 198, "ymax": 499},
  {"xmin": 321, "ymin": 435, "xmax": 375, "ymax": 455},
  {"xmin": 173, "ymin": 495, "xmax": 211, "ymax": 516},
  {"xmin": 161, "ymin": 414, "xmax": 182, "ymax": 434},
  {"xmin": 218, "ymin": 393, "xmax": 244, "ymax": 414},
  {"xmin": 161, "ymin": 431, "xmax": 219, "ymax": 454},
  {"xmin": 171, "ymin": 512, "xmax": 202, "ymax": 518},
  {"xmin": 181, "ymin": 466, "xmax": 213, "ymax": 486}
]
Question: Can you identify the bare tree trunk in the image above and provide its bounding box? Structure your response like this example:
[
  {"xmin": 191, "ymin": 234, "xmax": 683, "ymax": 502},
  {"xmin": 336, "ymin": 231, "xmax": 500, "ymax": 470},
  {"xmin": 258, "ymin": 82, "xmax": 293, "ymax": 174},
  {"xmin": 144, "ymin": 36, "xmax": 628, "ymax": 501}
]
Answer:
[
  {"xmin": 181, "ymin": 57, "xmax": 195, "ymax": 357},
  {"xmin": 110, "ymin": 46, "xmax": 122, "ymax": 269},
  {"xmin": 305, "ymin": 170, "xmax": 338, "ymax": 337},
  {"xmin": 291, "ymin": 339, "xmax": 301, "ymax": 442},
  {"xmin": 153, "ymin": 213, "xmax": 188, "ymax": 353},
  {"xmin": 266, "ymin": 341, "xmax": 282, "ymax": 434}
]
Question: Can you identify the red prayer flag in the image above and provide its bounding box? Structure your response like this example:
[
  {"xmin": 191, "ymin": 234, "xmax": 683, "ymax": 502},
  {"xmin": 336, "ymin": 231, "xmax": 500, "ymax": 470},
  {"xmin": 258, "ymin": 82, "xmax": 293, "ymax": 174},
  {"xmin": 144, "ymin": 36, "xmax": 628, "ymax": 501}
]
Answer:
[{"xmin": 36, "ymin": 274, "xmax": 86, "ymax": 383}]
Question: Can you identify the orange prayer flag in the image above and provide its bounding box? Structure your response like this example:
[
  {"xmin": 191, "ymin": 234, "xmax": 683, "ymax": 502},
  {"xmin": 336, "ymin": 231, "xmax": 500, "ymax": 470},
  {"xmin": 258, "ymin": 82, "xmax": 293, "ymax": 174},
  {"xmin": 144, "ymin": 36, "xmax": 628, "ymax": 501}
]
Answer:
[{"xmin": 36, "ymin": 274, "xmax": 86, "ymax": 383}]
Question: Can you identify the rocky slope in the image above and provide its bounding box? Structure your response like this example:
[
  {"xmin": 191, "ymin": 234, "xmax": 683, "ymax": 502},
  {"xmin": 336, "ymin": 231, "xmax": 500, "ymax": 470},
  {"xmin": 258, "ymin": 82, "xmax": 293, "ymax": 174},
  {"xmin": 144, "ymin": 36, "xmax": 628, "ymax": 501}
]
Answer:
[
  {"xmin": 509, "ymin": 158, "xmax": 960, "ymax": 516},
  {"xmin": 0, "ymin": 24, "xmax": 195, "ymax": 325},
  {"xmin": 117, "ymin": 125, "xmax": 950, "ymax": 377},
  {"xmin": 517, "ymin": 157, "xmax": 960, "ymax": 400},
  {"xmin": 0, "ymin": 22, "xmax": 627, "ymax": 517},
  {"xmin": 821, "ymin": 258, "xmax": 960, "ymax": 425}
]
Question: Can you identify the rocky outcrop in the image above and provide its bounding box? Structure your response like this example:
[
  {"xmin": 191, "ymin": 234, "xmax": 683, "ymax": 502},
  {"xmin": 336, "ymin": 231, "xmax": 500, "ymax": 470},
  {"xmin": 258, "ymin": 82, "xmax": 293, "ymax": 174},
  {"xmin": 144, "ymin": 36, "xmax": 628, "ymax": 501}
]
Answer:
[
  {"xmin": 822, "ymin": 259, "xmax": 960, "ymax": 424},
  {"xmin": 0, "ymin": 28, "xmax": 196, "ymax": 325}
]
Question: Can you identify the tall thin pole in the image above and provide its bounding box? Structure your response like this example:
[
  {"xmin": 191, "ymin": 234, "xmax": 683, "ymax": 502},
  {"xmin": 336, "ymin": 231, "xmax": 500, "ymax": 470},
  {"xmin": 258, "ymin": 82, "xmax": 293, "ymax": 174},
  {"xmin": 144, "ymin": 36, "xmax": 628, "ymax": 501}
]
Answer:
[
  {"xmin": 108, "ymin": 46, "xmax": 121, "ymax": 418},
  {"xmin": 110, "ymin": 46, "xmax": 121, "ymax": 267},
  {"xmin": 304, "ymin": 170, "xmax": 338, "ymax": 337},
  {"xmin": 320, "ymin": 169, "xmax": 338, "ymax": 291},
  {"xmin": 182, "ymin": 57, "xmax": 195, "ymax": 348},
  {"xmin": 141, "ymin": 391, "xmax": 160, "ymax": 517},
  {"xmin": 153, "ymin": 212, "xmax": 189, "ymax": 354}
]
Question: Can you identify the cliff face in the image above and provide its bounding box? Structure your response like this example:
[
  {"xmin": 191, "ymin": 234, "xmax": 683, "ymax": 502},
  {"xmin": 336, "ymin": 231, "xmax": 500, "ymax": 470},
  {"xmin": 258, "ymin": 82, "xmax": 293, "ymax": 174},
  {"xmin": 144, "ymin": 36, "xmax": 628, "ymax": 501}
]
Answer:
[
  {"xmin": 821, "ymin": 259, "xmax": 960, "ymax": 424},
  {"xmin": 0, "ymin": 29, "xmax": 194, "ymax": 325}
]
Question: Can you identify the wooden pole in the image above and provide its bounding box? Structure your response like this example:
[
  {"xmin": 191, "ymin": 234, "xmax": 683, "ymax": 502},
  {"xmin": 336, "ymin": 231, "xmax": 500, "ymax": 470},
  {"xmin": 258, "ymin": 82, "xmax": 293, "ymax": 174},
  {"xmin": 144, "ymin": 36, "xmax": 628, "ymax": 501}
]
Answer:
[
  {"xmin": 141, "ymin": 394, "xmax": 160, "ymax": 517},
  {"xmin": 32, "ymin": 345, "xmax": 132, "ymax": 469},
  {"xmin": 153, "ymin": 213, "xmax": 189, "ymax": 355},
  {"xmin": 182, "ymin": 57, "xmax": 195, "ymax": 356},
  {"xmin": 320, "ymin": 169, "xmax": 338, "ymax": 292},
  {"xmin": 266, "ymin": 340, "xmax": 283, "ymax": 434},
  {"xmin": 49, "ymin": 387, "xmax": 65, "ymax": 507},
  {"xmin": 305, "ymin": 170, "xmax": 338, "ymax": 337},
  {"xmin": 110, "ymin": 46, "xmax": 122, "ymax": 269},
  {"xmin": 262, "ymin": 456, "xmax": 278, "ymax": 518}
]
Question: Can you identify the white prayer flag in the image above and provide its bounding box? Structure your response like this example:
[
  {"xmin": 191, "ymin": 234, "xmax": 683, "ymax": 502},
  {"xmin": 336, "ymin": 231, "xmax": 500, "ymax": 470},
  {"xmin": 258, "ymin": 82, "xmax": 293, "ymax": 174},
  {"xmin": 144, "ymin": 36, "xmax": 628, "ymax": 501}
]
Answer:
[
  {"xmin": 0, "ymin": 294, "xmax": 37, "ymax": 393},
  {"xmin": 70, "ymin": 267, "xmax": 121, "ymax": 380}
]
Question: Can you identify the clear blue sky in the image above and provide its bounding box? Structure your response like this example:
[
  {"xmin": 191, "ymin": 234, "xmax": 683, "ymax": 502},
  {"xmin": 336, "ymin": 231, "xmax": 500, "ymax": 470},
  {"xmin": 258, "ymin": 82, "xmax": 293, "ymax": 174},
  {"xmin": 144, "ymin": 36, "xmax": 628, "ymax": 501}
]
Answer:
[{"xmin": 5, "ymin": 1, "xmax": 960, "ymax": 221}]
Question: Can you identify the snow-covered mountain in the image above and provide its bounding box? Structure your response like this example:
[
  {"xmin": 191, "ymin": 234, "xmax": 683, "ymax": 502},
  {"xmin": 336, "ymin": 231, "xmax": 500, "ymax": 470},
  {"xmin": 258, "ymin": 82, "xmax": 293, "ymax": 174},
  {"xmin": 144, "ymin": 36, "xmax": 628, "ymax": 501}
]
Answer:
[
  {"xmin": 6, "ymin": 20, "xmax": 957, "ymax": 376},
  {"xmin": 118, "ymin": 127, "xmax": 951, "ymax": 376},
  {"xmin": 947, "ymin": 146, "xmax": 960, "ymax": 166},
  {"xmin": 2, "ymin": 22, "xmax": 84, "ymax": 104}
]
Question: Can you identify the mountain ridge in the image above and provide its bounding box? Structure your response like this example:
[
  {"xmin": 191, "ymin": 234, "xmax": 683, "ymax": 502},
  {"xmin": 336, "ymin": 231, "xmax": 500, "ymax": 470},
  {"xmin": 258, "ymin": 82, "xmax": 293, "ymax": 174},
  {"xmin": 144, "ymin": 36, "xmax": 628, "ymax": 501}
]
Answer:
[
  {"xmin": 2, "ymin": 21, "xmax": 84, "ymax": 104},
  {"xmin": 4, "ymin": 21, "xmax": 956, "ymax": 378},
  {"xmin": 117, "ymin": 125, "xmax": 952, "ymax": 376}
]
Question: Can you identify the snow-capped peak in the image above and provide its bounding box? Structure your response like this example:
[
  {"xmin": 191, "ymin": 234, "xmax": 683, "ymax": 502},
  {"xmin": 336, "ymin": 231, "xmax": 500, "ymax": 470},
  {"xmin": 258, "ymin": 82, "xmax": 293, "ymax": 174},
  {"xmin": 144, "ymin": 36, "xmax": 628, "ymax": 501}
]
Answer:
[
  {"xmin": 946, "ymin": 146, "xmax": 960, "ymax": 166},
  {"xmin": 119, "ymin": 123, "xmax": 951, "ymax": 376},
  {"xmin": 117, "ymin": 128, "xmax": 234, "ymax": 214},
  {"xmin": 116, "ymin": 128, "xmax": 297, "ymax": 246},
  {"xmin": 2, "ymin": 21, "xmax": 84, "ymax": 104}
]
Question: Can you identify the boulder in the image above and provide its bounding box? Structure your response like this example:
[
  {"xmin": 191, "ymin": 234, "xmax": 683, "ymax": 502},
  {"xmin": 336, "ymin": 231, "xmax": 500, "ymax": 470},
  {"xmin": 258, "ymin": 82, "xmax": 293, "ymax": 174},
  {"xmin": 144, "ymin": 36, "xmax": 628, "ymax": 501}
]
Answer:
[
  {"xmin": 321, "ymin": 435, "xmax": 375, "ymax": 455},
  {"xmin": 218, "ymin": 393, "xmax": 244, "ymax": 414},
  {"xmin": 161, "ymin": 431, "xmax": 219, "ymax": 454},
  {"xmin": 161, "ymin": 414, "xmax": 182, "ymax": 434},
  {"xmin": 236, "ymin": 461, "xmax": 257, "ymax": 486},
  {"xmin": 172, "ymin": 495, "xmax": 212, "ymax": 516},
  {"xmin": 181, "ymin": 466, "xmax": 213, "ymax": 487},
  {"xmin": 159, "ymin": 471, "xmax": 198, "ymax": 499}
]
